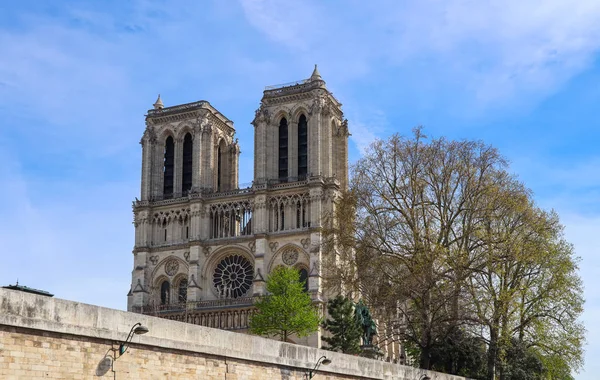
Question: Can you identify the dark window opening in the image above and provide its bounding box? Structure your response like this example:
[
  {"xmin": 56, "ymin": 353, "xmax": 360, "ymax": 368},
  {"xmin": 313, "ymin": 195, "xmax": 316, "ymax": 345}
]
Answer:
[
  {"xmin": 182, "ymin": 133, "xmax": 193, "ymax": 195},
  {"xmin": 279, "ymin": 118, "xmax": 288, "ymax": 181},
  {"xmin": 186, "ymin": 226, "xmax": 189, "ymax": 239},
  {"xmin": 160, "ymin": 281, "xmax": 170, "ymax": 305},
  {"xmin": 299, "ymin": 268, "xmax": 309, "ymax": 293},
  {"xmin": 298, "ymin": 114, "xmax": 308, "ymax": 179},
  {"xmin": 178, "ymin": 279, "xmax": 188, "ymax": 303},
  {"xmin": 279, "ymin": 203, "xmax": 285, "ymax": 230},
  {"xmin": 163, "ymin": 136, "xmax": 175, "ymax": 198},
  {"xmin": 164, "ymin": 229, "xmax": 167, "ymax": 242}
]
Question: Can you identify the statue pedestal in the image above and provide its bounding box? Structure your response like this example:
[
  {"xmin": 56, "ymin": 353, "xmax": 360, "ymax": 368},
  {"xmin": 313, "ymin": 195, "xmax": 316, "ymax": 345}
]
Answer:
[{"xmin": 359, "ymin": 345, "xmax": 384, "ymax": 360}]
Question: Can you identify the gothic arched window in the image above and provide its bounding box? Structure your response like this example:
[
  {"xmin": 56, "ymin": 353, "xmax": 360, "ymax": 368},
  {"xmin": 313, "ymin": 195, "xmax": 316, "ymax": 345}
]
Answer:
[
  {"xmin": 163, "ymin": 136, "xmax": 175, "ymax": 198},
  {"xmin": 182, "ymin": 133, "xmax": 193, "ymax": 195},
  {"xmin": 178, "ymin": 278, "xmax": 188, "ymax": 303},
  {"xmin": 298, "ymin": 114, "xmax": 308, "ymax": 179},
  {"xmin": 160, "ymin": 280, "xmax": 170, "ymax": 305},
  {"xmin": 299, "ymin": 268, "xmax": 309, "ymax": 293},
  {"xmin": 279, "ymin": 117, "xmax": 288, "ymax": 181}
]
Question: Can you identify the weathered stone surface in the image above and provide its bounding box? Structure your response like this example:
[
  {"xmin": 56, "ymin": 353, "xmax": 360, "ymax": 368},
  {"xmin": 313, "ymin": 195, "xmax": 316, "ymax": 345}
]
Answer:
[{"xmin": 0, "ymin": 288, "xmax": 466, "ymax": 380}]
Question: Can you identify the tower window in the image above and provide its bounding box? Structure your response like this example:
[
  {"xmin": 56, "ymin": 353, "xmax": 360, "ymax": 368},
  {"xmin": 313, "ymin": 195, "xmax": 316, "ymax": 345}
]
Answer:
[
  {"xmin": 178, "ymin": 278, "xmax": 188, "ymax": 303},
  {"xmin": 163, "ymin": 136, "xmax": 175, "ymax": 198},
  {"xmin": 299, "ymin": 268, "xmax": 309, "ymax": 293},
  {"xmin": 279, "ymin": 117, "xmax": 288, "ymax": 181},
  {"xmin": 164, "ymin": 229, "xmax": 167, "ymax": 242},
  {"xmin": 182, "ymin": 133, "xmax": 193, "ymax": 195},
  {"xmin": 298, "ymin": 114, "xmax": 308, "ymax": 179},
  {"xmin": 160, "ymin": 280, "xmax": 170, "ymax": 305}
]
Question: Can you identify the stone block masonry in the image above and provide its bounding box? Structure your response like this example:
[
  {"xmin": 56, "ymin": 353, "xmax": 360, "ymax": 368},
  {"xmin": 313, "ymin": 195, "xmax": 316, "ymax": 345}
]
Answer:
[{"xmin": 0, "ymin": 288, "xmax": 466, "ymax": 379}]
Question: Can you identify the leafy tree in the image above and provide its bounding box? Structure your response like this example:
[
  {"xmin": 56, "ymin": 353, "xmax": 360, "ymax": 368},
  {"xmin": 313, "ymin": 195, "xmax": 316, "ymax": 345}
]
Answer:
[
  {"xmin": 249, "ymin": 266, "xmax": 321, "ymax": 342},
  {"xmin": 322, "ymin": 295, "xmax": 362, "ymax": 354},
  {"xmin": 322, "ymin": 129, "xmax": 585, "ymax": 378}
]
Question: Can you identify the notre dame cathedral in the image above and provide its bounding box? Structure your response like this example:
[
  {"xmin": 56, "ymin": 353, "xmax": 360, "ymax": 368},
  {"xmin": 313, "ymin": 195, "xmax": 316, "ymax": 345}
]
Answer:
[{"xmin": 128, "ymin": 66, "xmax": 350, "ymax": 347}]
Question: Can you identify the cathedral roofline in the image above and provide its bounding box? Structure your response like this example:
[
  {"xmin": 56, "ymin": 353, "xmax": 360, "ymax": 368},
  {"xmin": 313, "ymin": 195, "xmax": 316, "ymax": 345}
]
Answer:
[
  {"xmin": 146, "ymin": 100, "xmax": 233, "ymax": 128},
  {"xmin": 262, "ymin": 66, "xmax": 327, "ymax": 99}
]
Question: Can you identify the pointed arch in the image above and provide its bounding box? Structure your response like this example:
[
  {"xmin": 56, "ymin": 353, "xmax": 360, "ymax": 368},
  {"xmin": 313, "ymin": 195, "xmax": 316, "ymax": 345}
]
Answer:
[
  {"xmin": 278, "ymin": 117, "xmax": 288, "ymax": 181},
  {"xmin": 182, "ymin": 133, "xmax": 193, "ymax": 194},
  {"xmin": 160, "ymin": 279, "xmax": 170, "ymax": 305},
  {"xmin": 163, "ymin": 135, "xmax": 175, "ymax": 198},
  {"xmin": 297, "ymin": 114, "xmax": 308, "ymax": 179}
]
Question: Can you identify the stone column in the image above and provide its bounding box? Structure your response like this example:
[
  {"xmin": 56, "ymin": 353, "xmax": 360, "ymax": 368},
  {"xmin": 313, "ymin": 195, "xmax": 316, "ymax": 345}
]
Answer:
[
  {"xmin": 309, "ymin": 98, "xmax": 323, "ymax": 177},
  {"xmin": 199, "ymin": 204, "xmax": 210, "ymax": 240},
  {"xmin": 269, "ymin": 122, "xmax": 277, "ymax": 182},
  {"xmin": 130, "ymin": 250, "xmax": 150, "ymax": 311},
  {"xmin": 192, "ymin": 125, "xmax": 203, "ymax": 191},
  {"xmin": 289, "ymin": 120, "xmax": 298, "ymax": 181},
  {"xmin": 321, "ymin": 112, "xmax": 332, "ymax": 178},
  {"xmin": 202, "ymin": 126, "xmax": 215, "ymax": 190},
  {"xmin": 153, "ymin": 140, "xmax": 164, "ymax": 199},
  {"xmin": 231, "ymin": 142, "xmax": 240, "ymax": 189},
  {"xmin": 174, "ymin": 137, "xmax": 183, "ymax": 197},
  {"xmin": 253, "ymin": 237, "xmax": 267, "ymax": 296},
  {"xmin": 140, "ymin": 131, "xmax": 153, "ymax": 201},
  {"xmin": 187, "ymin": 245, "xmax": 203, "ymax": 302},
  {"xmin": 252, "ymin": 107, "xmax": 268, "ymax": 185}
]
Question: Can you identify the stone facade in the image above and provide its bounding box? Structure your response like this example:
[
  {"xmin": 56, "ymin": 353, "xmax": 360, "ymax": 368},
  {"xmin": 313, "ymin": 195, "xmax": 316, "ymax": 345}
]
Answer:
[
  {"xmin": 128, "ymin": 67, "xmax": 351, "ymax": 347},
  {"xmin": 0, "ymin": 288, "xmax": 465, "ymax": 380}
]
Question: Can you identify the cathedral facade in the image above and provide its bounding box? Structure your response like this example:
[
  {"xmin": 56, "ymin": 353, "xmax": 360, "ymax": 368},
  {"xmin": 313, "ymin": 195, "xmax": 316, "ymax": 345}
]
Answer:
[{"xmin": 128, "ymin": 67, "xmax": 350, "ymax": 347}]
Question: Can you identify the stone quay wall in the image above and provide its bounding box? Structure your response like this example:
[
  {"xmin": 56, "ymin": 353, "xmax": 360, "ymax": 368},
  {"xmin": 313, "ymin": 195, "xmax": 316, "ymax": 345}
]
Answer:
[{"xmin": 0, "ymin": 288, "xmax": 466, "ymax": 379}]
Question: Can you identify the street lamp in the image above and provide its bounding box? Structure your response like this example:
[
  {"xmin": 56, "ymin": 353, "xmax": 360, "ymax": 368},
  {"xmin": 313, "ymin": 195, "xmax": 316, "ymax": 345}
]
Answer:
[
  {"xmin": 115, "ymin": 322, "xmax": 149, "ymax": 358},
  {"xmin": 306, "ymin": 355, "xmax": 331, "ymax": 379}
]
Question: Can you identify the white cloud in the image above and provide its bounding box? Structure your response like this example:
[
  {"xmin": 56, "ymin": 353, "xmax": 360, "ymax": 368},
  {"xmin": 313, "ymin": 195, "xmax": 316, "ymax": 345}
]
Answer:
[
  {"xmin": 239, "ymin": 0, "xmax": 600, "ymax": 109},
  {"xmin": 0, "ymin": 149, "xmax": 135, "ymax": 310},
  {"xmin": 347, "ymin": 109, "xmax": 389, "ymax": 156}
]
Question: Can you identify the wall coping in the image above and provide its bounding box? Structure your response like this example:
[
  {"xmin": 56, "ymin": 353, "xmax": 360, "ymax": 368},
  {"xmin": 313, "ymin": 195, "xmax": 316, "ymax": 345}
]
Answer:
[{"xmin": 0, "ymin": 288, "xmax": 464, "ymax": 380}]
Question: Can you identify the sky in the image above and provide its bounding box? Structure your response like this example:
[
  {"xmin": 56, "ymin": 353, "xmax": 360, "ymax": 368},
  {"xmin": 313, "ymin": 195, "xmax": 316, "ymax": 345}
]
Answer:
[{"xmin": 0, "ymin": 0, "xmax": 598, "ymax": 377}]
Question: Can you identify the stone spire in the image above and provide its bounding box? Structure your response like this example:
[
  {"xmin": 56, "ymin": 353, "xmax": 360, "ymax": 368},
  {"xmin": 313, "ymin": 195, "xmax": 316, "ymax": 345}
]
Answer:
[
  {"xmin": 153, "ymin": 94, "xmax": 164, "ymax": 109},
  {"xmin": 310, "ymin": 64, "xmax": 322, "ymax": 81}
]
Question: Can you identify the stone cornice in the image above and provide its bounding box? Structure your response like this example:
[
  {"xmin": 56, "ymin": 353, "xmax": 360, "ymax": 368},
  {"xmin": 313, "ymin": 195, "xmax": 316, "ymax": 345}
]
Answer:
[{"xmin": 146, "ymin": 101, "xmax": 235, "ymax": 136}]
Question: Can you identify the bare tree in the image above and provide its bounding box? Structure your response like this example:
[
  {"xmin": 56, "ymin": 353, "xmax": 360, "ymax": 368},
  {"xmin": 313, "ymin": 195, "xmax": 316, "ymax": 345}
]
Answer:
[{"xmin": 323, "ymin": 129, "xmax": 584, "ymax": 378}]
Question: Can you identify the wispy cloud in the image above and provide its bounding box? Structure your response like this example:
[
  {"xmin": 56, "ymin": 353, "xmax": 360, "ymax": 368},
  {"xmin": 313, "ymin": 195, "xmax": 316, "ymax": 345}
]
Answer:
[{"xmin": 239, "ymin": 0, "xmax": 600, "ymax": 111}]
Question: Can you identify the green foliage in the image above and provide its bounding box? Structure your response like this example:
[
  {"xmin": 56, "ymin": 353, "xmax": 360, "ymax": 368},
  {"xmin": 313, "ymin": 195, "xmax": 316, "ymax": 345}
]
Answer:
[
  {"xmin": 429, "ymin": 329, "xmax": 487, "ymax": 379},
  {"xmin": 249, "ymin": 266, "xmax": 321, "ymax": 342},
  {"xmin": 501, "ymin": 339, "xmax": 545, "ymax": 380},
  {"xmin": 322, "ymin": 295, "xmax": 362, "ymax": 354},
  {"xmin": 322, "ymin": 130, "xmax": 586, "ymax": 378}
]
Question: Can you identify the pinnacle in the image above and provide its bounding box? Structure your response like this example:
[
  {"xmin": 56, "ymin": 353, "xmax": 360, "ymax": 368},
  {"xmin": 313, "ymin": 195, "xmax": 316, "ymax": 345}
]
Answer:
[
  {"xmin": 153, "ymin": 94, "xmax": 164, "ymax": 109},
  {"xmin": 310, "ymin": 64, "xmax": 322, "ymax": 81}
]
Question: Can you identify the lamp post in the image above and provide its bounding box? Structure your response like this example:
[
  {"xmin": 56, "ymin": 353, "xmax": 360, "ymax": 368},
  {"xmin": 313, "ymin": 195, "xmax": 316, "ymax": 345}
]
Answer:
[
  {"xmin": 111, "ymin": 323, "xmax": 149, "ymax": 380},
  {"xmin": 306, "ymin": 355, "xmax": 331, "ymax": 379},
  {"xmin": 115, "ymin": 322, "xmax": 149, "ymax": 358}
]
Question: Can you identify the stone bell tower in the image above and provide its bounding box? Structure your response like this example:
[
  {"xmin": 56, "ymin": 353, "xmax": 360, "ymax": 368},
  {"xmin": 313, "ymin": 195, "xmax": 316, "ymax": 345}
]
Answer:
[{"xmin": 128, "ymin": 66, "xmax": 350, "ymax": 349}]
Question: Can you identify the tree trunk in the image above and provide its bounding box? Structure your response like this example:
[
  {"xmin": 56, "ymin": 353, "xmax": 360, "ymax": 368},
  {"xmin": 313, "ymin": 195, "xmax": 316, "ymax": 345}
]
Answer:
[{"xmin": 486, "ymin": 328, "xmax": 498, "ymax": 380}]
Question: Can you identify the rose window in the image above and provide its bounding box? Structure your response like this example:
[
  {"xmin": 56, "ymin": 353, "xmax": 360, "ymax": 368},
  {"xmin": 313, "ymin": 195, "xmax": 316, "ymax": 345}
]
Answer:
[{"xmin": 213, "ymin": 255, "xmax": 254, "ymax": 298}]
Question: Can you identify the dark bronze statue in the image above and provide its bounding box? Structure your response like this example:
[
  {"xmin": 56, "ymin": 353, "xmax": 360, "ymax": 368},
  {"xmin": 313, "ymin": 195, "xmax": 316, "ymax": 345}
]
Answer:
[{"xmin": 354, "ymin": 299, "xmax": 377, "ymax": 346}]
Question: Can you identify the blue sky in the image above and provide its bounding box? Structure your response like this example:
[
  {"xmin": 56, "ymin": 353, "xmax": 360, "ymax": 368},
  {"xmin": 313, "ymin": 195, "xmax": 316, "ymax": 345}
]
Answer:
[{"xmin": 0, "ymin": 0, "xmax": 598, "ymax": 377}]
